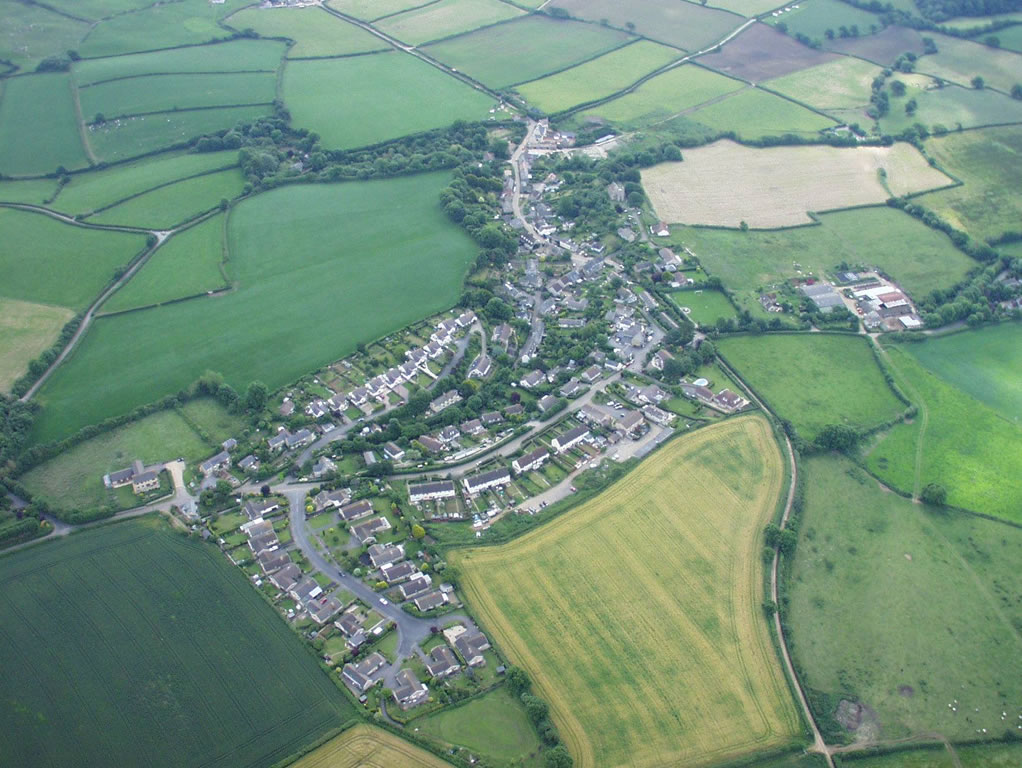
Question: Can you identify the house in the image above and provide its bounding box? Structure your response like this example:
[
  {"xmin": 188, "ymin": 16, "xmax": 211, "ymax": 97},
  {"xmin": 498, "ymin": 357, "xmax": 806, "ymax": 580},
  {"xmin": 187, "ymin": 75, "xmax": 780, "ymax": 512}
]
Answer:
[
  {"xmin": 462, "ymin": 467, "xmax": 511, "ymax": 495},
  {"xmin": 269, "ymin": 562, "xmax": 301, "ymax": 592},
  {"xmin": 342, "ymin": 652, "xmax": 386, "ymax": 693},
  {"xmin": 279, "ymin": 399, "xmax": 295, "ymax": 417},
  {"xmin": 314, "ymin": 488, "xmax": 351, "ymax": 512},
  {"xmin": 392, "ymin": 669, "xmax": 428, "ymax": 710},
  {"xmin": 349, "ymin": 516, "xmax": 392, "ymax": 546},
  {"xmin": 578, "ymin": 404, "xmax": 613, "ymax": 428},
  {"xmin": 638, "ymin": 385, "xmax": 668, "ymax": 405},
  {"xmin": 559, "ymin": 378, "xmax": 586, "ymax": 398},
  {"xmin": 713, "ymin": 389, "xmax": 745, "ymax": 411},
  {"xmin": 249, "ymin": 531, "xmax": 279, "ymax": 556},
  {"xmin": 309, "ymin": 596, "xmax": 343, "ymax": 624},
  {"xmin": 580, "ymin": 364, "xmax": 602, "ymax": 384},
  {"xmin": 607, "ymin": 181, "xmax": 625, "ymax": 202},
  {"xmin": 289, "ymin": 578, "xmax": 323, "ymax": 605},
  {"xmin": 222, "ymin": 437, "xmax": 238, "ymax": 452},
  {"xmin": 408, "ymin": 480, "xmax": 456, "ymax": 504},
  {"xmin": 424, "ymin": 340, "xmax": 444, "ymax": 359},
  {"xmin": 424, "ymin": 645, "xmax": 461, "ymax": 680},
  {"xmin": 617, "ymin": 410, "xmax": 645, "ymax": 437},
  {"xmin": 468, "ymin": 353, "xmax": 492, "ymax": 379},
  {"xmin": 335, "ymin": 611, "xmax": 362, "ymax": 638},
  {"xmin": 380, "ymin": 560, "xmax": 419, "ymax": 585},
  {"xmin": 414, "ymin": 590, "xmax": 448, "ymax": 612},
  {"xmin": 267, "ymin": 431, "xmax": 288, "ymax": 452},
  {"xmin": 104, "ymin": 460, "xmax": 143, "ymax": 489},
  {"xmin": 397, "ymin": 574, "xmax": 432, "ymax": 601},
  {"xmin": 339, "ymin": 498, "xmax": 374, "ymax": 522},
  {"xmin": 313, "ymin": 456, "xmax": 336, "ymax": 478},
  {"xmin": 306, "ymin": 400, "xmax": 327, "ymax": 420},
  {"xmin": 652, "ymin": 221, "xmax": 670, "ymax": 237},
  {"xmin": 617, "ymin": 227, "xmax": 636, "ymax": 243},
  {"xmin": 437, "ymin": 425, "xmax": 461, "ymax": 444},
  {"xmin": 491, "ymin": 323, "xmax": 513, "ymax": 351},
  {"xmin": 243, "ymin": 498, "xmax": 280, "ymax": 519},
  {"xmin": 383, "ymin": 442, "xmax": 405, "ymax": 461},
  {"xmin": 481, "ymin": 410, "xmax": 503, "ymax": 427},
  {"xmin": 453, "ymin": 630, "xmax": 491, "ymax": 667},
  {"xmin": 512, "ymin": 447, "xmax": 549, "ymax": 475},
  {"xmin": 347, "ymin": 387, "xmax": 369, "ymax": 406},
  {"xmin": 649, "ymin": 349, "xmax": 673, "ymax": 372},
  {"xmin": 429, "ymin": 389, "xmax": 462, "ymax": 414},
  {"xmin": 519, "ymin": 370, "xmax": 545, "ymax": 389},
  {"xmin": 418, "ymin": 435, "xmax": 444, "ymax": 455},
  {"xmin": 504, "ymin": 404, "xmax": 525, "ymax": 418},
  {"xmin": 131, "ymin": 470, "xmax": 160, "ymax": 495},
  {"xmin": 242, "ymin": 517, "xmax": 274, "ymax": 537},
  {"xmin": 367, "ymin": 542, "xmax": 404, "ymax": 568},
  {"xmin": 286, "ymin": 429, "xmax": 314, "ymax": 450},
  {"xmin": 642, "ymin": 404, "xmax": 676, "ymax": 426},
  {"xmin": 552, "ymin": 425, "xmax": 590, "ymax": 453},
  {"xmin": 199, "ymin": 450, "xmax": 231, "ymax": 476},
  {"xmin": 238, "ymin": 455, "xmax": 259, "ymax": 473},
  {"xmin": 258, "ymin": 550, "xmax": 290, "ymax": 574},
  {"xmin": 460, "ymin": 418, "xmax": 485, "ymax": 436},
  {"xmin": 537, "ymin": 394, "xmax": 559, "ymax": 414}
]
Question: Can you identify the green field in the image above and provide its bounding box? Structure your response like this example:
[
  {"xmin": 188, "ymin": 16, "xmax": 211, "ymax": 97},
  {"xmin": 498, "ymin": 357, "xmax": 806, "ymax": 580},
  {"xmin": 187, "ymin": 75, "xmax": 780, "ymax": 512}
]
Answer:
[
  {"xmin": 375, "ymin": 0, "xmax": 524, "ymax": 46},
  {"xmin": 326, "ymin": 0, "xmax": 432, "ymax": 21},
  {"xmin": 455, "ymin": 416, "xmax": 800, "ymax": 768},
  {"xmin": 0, "ymin": 176, "xmax": 60, "ymax": 205},
  {"xmin": 573, "ymin": 64, "xmax": 745, "ymax": 129},
  {"xmin": 689, "ymin": 87, "xmax": 836, "ymax": 138},
  {"xmin": 88, "ymin": 167, "xmax": 245, "ymax": 228},
  {"xmin": 711, "ymin": 0, "xmax": 794, "ymax": 15},
  {"xmin": 0, "ymin": 72, "xmax": 88, "ymax": 176},
  {"xmin": 765, "ymin": 0, "xmax": 881, "ymax": 41},
  {"xmin": 915, "ymin": 32, "xmax": 1022, "ymax": 93},
  {"xmin": 788, "ymin": 455, "xmax": 1022, "ymax": 743},
  {"xmin": 0, "ymin": 298, "xmax": 73, "ymax": 393},
  {"xmin": 835, "ymin": 743, "xmax": 1022, "ymax": 768},
  {"xmin": 0, "ymin": 517, "xmax": 356, "ymax": 767},
  {"xmin": 515, "ymin": 40, "xmax": 680, "ymax": 114},
  {"xmin": 227, "ymin": 6, "xmax": 385, "ymax": 57},
  {"xmin": 35, "ymin": 0, "xmax": 160, "ymax": 23},
  {"xmin": 670, "ymin": 288, "xmax": 737, "ymax": 326},
  {"xmin": 284, "ymin": 51, "xmax": 493, "ymax": 149},
  {"xmin": 878, "ymin": 81, "xmax": 1022, "ymax": 135},
  {"xmin": 0, "ymin": 208, "xmax": 147, "ymax": 311},
  {"xmin": 422, "ymin": 15, "xmax": 634, "ymax": 89},
  {"xmin": 766, "ymin": 56, "xmax": 882, "ymax": 111},
  {"xmin": 31, "ymin": 173, "xmax": 477, "ymax": 443},
  {"xmin": 992, "ymin": 22, "xmax": 1022, "ymax": 53},
  {"xmin": 79, "ymin": 72, "xmax": 276, "ymax": 120},
  {"xmin": 103, "ymin": 215, "xmax": 229, "ymax": 313},
  {"xmin": 0, "ymin": 0, "xmax": 90, "ymax": 72},
  {"xmin": 719, "ymin": 334, "xmax": 905, "ymax": 441}
]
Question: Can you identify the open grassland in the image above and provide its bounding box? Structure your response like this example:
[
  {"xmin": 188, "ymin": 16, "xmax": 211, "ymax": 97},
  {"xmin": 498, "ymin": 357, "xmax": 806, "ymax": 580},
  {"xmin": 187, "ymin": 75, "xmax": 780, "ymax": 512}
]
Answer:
[
  {"xmin": 285, "ymin": 52, "xmax": 493, "ymax": 149},
  {"xmin": 701, "ymin": 22, "xmax": 839, "ymax": 81},
  {"xmin": 31, "ymin": 173, "xmax": 476, "ymax": 443},
  {"xmin": 787, "ymin": 455, "xmax": 1022, "ymax": 743},
  {"xmin": 423, "ymin": 15, "xmax": 634, "ymax": 89},
  {"xmin": 326, "ymin": 0, "xmax": 433, "ymax": 21},
  {"xmin": 34, "ymin": 0, "xmax": 159, "ymax": 22},
  {"xmin": 455, "ymin": 416, "xmax": 800, "ymax": 768},
  {"xmin": 0, "ymin": 298, "xmax": 73, "ymax": 392},
  {"xmin": 574, "ymin": 64, "xmax": 745, "ymax": 130},
  {"xmin": 550, "ymin": 0, "xmax": 743, "ymax": 52},
  {"xmin": 765, "ymin": 0, "xmax": 881, "ymax": 41},
  {"xmin": 0, "ymin": 177, "xmax": 60, "ymax": 205},
  {"xmin": 0, "ymin": 517, "xmax": 356, "ymax": 767},
  {"xmin": 866, "ymin": 345, "xmax": 1022, "ymax": 523},
  {"xmin": 670, "ymin": 288, "xmax": 737, "ymax": 326},
  {"xmin": 79, "ymin": 72, "xmax": 276, "ymax": 120},
  {"xmin": 878, "ymin": 82, "xmax": 1022, "ymax": 134},
  {"xmin": 766, "ymin": 56, "xmax": 882, "ymax": 111},
  {"xmin": 916, "ymin": 126, "xmax": 1022, "ymax": 242},
  {"xmin": 688, "ymin": 87, "xmax": 836, "ymax": 139},
  {"xmin": 103, "ymin": 215, "xmax": 228, "ymax": 314},
  {"xmin": 516, "ymin": 40, "xmax": 680, "ymax": 114},
  {"xmin": 417, "ymin": 687, "xmax": 541, "ymax": 766},
  {"xmin": 642, "ymin": 140, "xmax": 950, "ymax": 228},
  {"xmin": 0, "ymin": 0, "xmax": 89, "ymax": 72},
  {"xmin": 89, "ymin": 167, "xmax": 245, "ymax": 228},
  {"xmin": 0, "ymin": 208, "xmax": 147, "ymax": 311},
  {"xmin": 375, "ymin": 0, "xmax": 524, "ymax": 46},
  {"xmin": 994, "ymin": 23, "xmax": 1022, "ymax": 53},
  {"xmin": 838, "ymin": 743, "xmax": 1022, "ymax": 768},
  {"xmin": 51, "ymin": 150, "xmax": 237, "ymax": 215},
  {"xmin": 291, "ymin": 724, "xmax": 453, "ymax": 768},
  {"xmin": 719, "ymin": 334, "xmax": 904, "ymax": 441},
  {"xmin": 73, "ymin": 39, "xmax": 285, "ymax": 85},
  {"xmin": 227, "ymin": 6, "xmax": 385, "ymax": 57},
  {"xmin": 825, "ymin": 25, "xmax": 924, "ymax": 64},
  {"xmin": 915, "ymin": 33, "xmax": 1022, "ymax": 93},
  {"xmin": 85, "ymin": 104, "xmax": 271, "ymax": 162},
  {"xmin": 0, "ymin": 72, "xmax": 88, "ymax": 176}
]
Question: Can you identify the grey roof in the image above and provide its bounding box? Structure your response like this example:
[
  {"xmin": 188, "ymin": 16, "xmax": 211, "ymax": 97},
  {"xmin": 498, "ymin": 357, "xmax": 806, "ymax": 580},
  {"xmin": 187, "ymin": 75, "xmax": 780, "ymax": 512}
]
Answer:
[
  {"xmin": 463, "ymin": 467, "xmax": 511, "ymax": 492},
  {"xmin": 408, "ymin": 480, "xmax": 456, "ymax": 499}
]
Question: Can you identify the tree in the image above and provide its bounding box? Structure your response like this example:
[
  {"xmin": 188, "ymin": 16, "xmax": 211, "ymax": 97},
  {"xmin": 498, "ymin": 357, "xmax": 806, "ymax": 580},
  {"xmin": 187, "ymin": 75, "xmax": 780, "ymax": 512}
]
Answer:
[
  {"xmin": 890, "ymin": 80, "xmax": 906, "ymax": 97},
  {"xmin": 521, "ymin": 694, "xmax": 549, "ymax": 723},
  {"xmin": 1012, "ymin": 83, "xmax": 1022, "ymax": 100},
  {"xmin": 411, "ymin": 523, "xmax": 425, "ymax": 540},
  {"xmin": 544, "ymin": 746, "xmax": 573, "ymax": 768},
  {"xmin": 485, "ymin": 296, "xmax": 512, "ymax": 322},
  {"xmin": 260, "ymin": 484, "xmax": 271, "ymax": 497},
  {"xmin": 921, "ymin": 482, "xmax": 947, "ymax": 506},
  {"xmin": 245, "ymin": 381, "xmax": 268, "ymax": 411},
  {"xmin": 971, "ymin": 76, "xmax": 985, "ymax": 90},
  {"xmin": 985, "ymin": 35, "xmax": 1000, "ymax": 48},
  {"xmin": 506, "ymin": 666, "xmax": 530, "ymax": 695}
]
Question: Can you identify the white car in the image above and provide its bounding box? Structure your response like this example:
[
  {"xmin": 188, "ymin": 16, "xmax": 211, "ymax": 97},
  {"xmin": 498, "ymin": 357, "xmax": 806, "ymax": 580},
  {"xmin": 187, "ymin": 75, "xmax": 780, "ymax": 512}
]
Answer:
[{"xmin": 379, "ymin": 598, "xmax": 389, "ymax": 606}]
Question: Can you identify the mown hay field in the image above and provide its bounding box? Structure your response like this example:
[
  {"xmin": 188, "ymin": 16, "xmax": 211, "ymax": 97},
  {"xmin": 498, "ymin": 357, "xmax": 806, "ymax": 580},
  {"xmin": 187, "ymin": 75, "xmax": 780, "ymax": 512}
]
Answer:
[
  {"xmin": 0, "ymin": 517, "xmax": 356, "ymax": 767},
  {"xmin": 765, "ymin": 56, "xmax": 882, "ymax": 112},
  {"xmin": 226, "ymin": 6, "xmax": 386, "ymax": 58},
  {"xmin": 641, "ymin": 139, "xmax": 951, "ymax": 227},
  {"xmin": 291, "ymin": 724, "xmax": 453, "ymax": 768},
  {"xmin": 0, "ymin": 72, "xmax": 88, "ymax": 177},
  {"xmin": 454, "ymin": 415, "xmax": 800, "ymax": 768},
  {"xmin": 374, "ymin": 0, "xmax": 524, "ymax": 46},
  {"xmin": 687, "ymin": 87, "xmax": 836, "ymax": 139},
  {"xmin": 0, "ymin": 298, "xmax": 73, "ymax": 392}
]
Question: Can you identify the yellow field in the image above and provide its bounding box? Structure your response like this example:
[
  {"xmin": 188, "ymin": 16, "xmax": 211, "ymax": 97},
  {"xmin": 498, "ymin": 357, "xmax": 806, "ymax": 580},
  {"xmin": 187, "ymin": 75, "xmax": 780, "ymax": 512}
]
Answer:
[
  {"xmin": 766, "ymin": 56, "xmax": 882, "ymax": 111},
  {"xmin": 0, "ymin": 297, "xmax": 73, "ymax": 392},
  {"xmin": 290, "ymin": 724, "xmax": 453, "ymax": 768},
  {"xmin": 641, "ymin": 139, "xmax": 952, "ymax": 227},
  {"xmin": 454, "ymin": 415, "xmax": 800, "ymax": 768}
]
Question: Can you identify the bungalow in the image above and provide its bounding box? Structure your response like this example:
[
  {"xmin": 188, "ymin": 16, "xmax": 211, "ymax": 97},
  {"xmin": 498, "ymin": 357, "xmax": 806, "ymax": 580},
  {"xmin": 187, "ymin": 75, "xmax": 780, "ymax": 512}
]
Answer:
[
  {"xmin": 559, "ymin": 378, "xmax": 586, "ymax": 399},
  {"xmin": 683, "ymin": 383, "xmax": 715, "ymax": 403},
  {"xmin": 313, "ymin": 456, "xmax": 336, "ymax": 478},
  {"xmin": 314, "ymin": 488, "xmax": 351, "ymax": 512},
  {"xmin": 269, "ymin": 562, "xmax": 301, "ymax": 592},
  {"xmin": 652, "ymin": 221, "xmax": 671, "ymax": 237},
  {"xmin": 437, "ymin": 425, "xmax": 461, "ymax": 444},
  {"xmin": 564, "ymin": 296, "xmax": 588, "ymax": 312},
  {"xmin": 453, "ymin": 630, "xmax": 491, "ymax": 667},
  {"xmin": 309, "ymin": 596, "xmax": 343, "ymax": 625},
  {"xmin": 418, "ymin": 435, "xmax": 444, "ymax": 455},
  {"xmin": 241, "ymin": 517, "xmax": 273, "ymax": 538},
  {"xmin": 249, "ymin": 531, "xmax": 279, "ymax": 556},
  {"xmin": 580, "ymin": 365, "xmax": 603, "ymax": 385},
  {"xmin": 408, "ymin": 480, "xmax": 456, "ymax": 504},
  {"xmin": 380, "ymin": 560, "xmax": 419, "ymax": 585},
  {"xmin": 199, "ymin": 450, "xmax": 231, "ymax": 476},
  {"xmin": 131, "ymin": 470, "xmax": 160, "ymax": 495},
  {"xmin": 366, "ymin": 375, "xmax": 388, "ymax": 397},
  {"xmin": 397, "ymin": 574, "xmax": 432, "ymax": 601},
  {"xmin": 334, "ymin": 611, "xmax": 362, "ymax": 638},
  {"xmin": 638, "ymin": 385, "xmax": 668, "ymax": 405},
  {"xmin": 429, "ymin": 389, "xmax": 462, "ymax": 415},
  {"xmin": 238, "ymin": 455, "xmax": 259, "ymax": 473},
  {"xmin": 383, "ymin": 441, "xmax": 405, "ymax": 461},
  {"xmin": 349, "ymin": 516, "xmax": 392, "ymax": 546},
  {"xmin": 363, "ymin": 450, "xmax": 377, "ymax": 466},
  {"xmin": 481, "ymin": 410, "xmax": 503, "ymax": 427},
  {"xmin": 392, "ymin": 669, "xmax": 428, "ymax": 710},
  {"xmin": 405, "ymin": 347, "xmax": 427, "ymax": 365},
  {"xmin": 339, "ymin": 498, "xmax": 374, "ymax": 522},
  {"xmin": 258, "ymin": 549, "xmax": 290, "ymax": 574},
  {"xmin": 519, "ymin": 370, "xmax": 545, "ymax": 389},
  {"xmin": 714, "ymin": 389, "xmax": 745, "ymax": 411},
  {"xmin": 649, "ymin": 349, "xmax": 673, "ymax": 372},
  {"xmin": 504, "ymin": 404, "xmax": 525, "ymax": 418},
  {"xmin": 267, "ymin": 431, "xmax": 289, "ymax": 452},
  {"xmin": 642, "ymin": 404, "xmax": 676, "ymax": 426},
  {"xmin": 243, "ymin": 498, "xmax": 280, "ymax": 519},
  {"xmin": 414, "ymin": 590, "xmax": 448, "ymax": 612},
  {"xmin": 578, "ymin": 404, "xmax": 613, "ymax": 429},
  {"xmin": 424, "ymin": 645, "xmax": 461, "ymax": 680},
  {"xmin": 552, "ymin": 425, "xmax": 590, "ymax": 453},
  {"xmin": 462, "ymin": 467, "xmax": 511, "ymax": 496},
  {"xmin": 222, "ymin": 437, "xmax": 238, "ymax": 452},
  {"xmin": 398, "ymin": 361, "xmax": 419, "ymax": 381},
  {"xmin": 367, "ymin": 542, "xmax": 405, "ymax": 568},
  {"xmin": 279, "ymin": 399, "xmax": 295, "ymax": 417},
  {"xmin": 468, "ymin": 353, "xmax": 492, "ymax": 379},
  {"xmin": 342, "ymin": 652, "xmax": 387, "ymax": 694},
  {"xmin": 285, "ymin": 429, "xmax": 314, "ymax": 450},
  {"xmin": 384, "ymin": 368, "xmax": 403, "ymax": 389},
  {"xmin": 289, "ymin": 578, "xmax": 323, "ymax": 606},
  {"xmin": 558, "ymin": 318, "xmax": 586, "ymax": 329},
  {"xmin": 327, "ymin": 394, "xmax": 347, "ymax": 414},
  {"xmin": 617, "ymin": 410, "xmax": 645, "ymax": 437},
  {"xmin": 456, "ymin": 310, "xmax": 476, "ymax": 327},
  {"xmin": 104, "ymin": 460, "xmax": 143, "ymax": 489},
  {"xmin": 537, "ymin": 394, "xmax": 559, "ymax": 414},
  {"xmin": 512, "ymin": 447, "xmax": 549, "ymax": 475}
]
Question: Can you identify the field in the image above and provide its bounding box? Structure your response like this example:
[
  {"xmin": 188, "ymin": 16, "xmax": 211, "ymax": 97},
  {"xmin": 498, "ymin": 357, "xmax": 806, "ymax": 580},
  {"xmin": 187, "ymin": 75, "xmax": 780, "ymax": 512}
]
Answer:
[
  {"xmin": 670, "ymin": 288, "xmax": 737, "ymax": 326},
  {"xmin": 550, "ymin": 0, "xmax": 743, "ymax": 52},
  {"xmin": 878, "ymin": 81, "xmax": 1022, "ymax": 134},
  {"xmin": 290, "ymin": 724, "xmax": 454, "ymax": 768},
  {"xmin": 710, "ymin": 0, "xmax": 789, "ymax": 16},
  {"xmin": 30, "ymin": 173, "xmax": 477, "ymax": 443},
  {"xmin": 0, "ymin": 0, "xmax": 90, "ymax": 72},
  {"xmin": 700, "ymin": 22, "xmax": 839, "ymax": 82},
  {"xmin": 226, "ymin": 6, "xmax": 386, "ymax": 58},
  {"xmin": 718, "ymin": 334, "xmax": 905, "ymax": 442},
  {"xmin": 765, "ymin": 0, "xmax": 882, "ymax": 42},
  {"xmin": 915, "ymin": 126, "xmax": 1022, "ymax": 242},
  {"xmin": 865, "ymin": 344, "xmax": 1022, "ymax": 523},
  {"xmin": 0, "ymin": 72, "xmax": 88, "ymax": 176},
  {"xmin": 78, "ymin": 72, "xmax": 276, "ymax": 120},
  {"xmin": 326, "ymin": 0, "xmax": 433, "ymax": 21},
  {"xmin": 454, "ymin": 416, "xmax": 800, "ymax": 768},
  {"xmin": 284, "ymin": 52, "xmax": 494, "ymax": 149},
  {"xmin": 641, "ymin": 140, "xmax": 950, "ymax": 228},
  {"xmin": 0, "ymin": 208, "xmax": 147, "ymax": 311},
  {"xmin": 825, "ymin": 25, "xmax": 925, "ymax": 64},
  {"xmin": 787, "ymin": 455, "xmax": 1022, "ymax": 743},
  {"xmin": 422, "ymin": 15, "xmax": 634, "ymax": 89},
  {"xmin": 88, "ymin": 167, "xmax": 245, "ymax": 228},
  {"xmin": 765, "ymin": 56, "xmax": 882, "ymax": 112},
  {"xmin": 994, "ymin": 22, "xmax": 1022, "ymax": 53},
  {"xmin": 0, "ymin": 298, "xmax": 73, "ymax": 392},
  {"xmin": 0, "ymin": 517, "xmax": 356, "ymax": 767},
  {"xmin": 375, "ymin": 0, "xmax": 524, "ymax": 46},
  {"xmin": 915, "ymin": 32, "xmax": 1022, "ymax": 93},
  {"xmin": 573, "ymin": 64, "xmax": 745, "ymax": 130},
  {"xmin": 0, "ymin": 177, "xmax": 60, "ymax": 205},
  {"xmin": 102, "ymin": 214, "xmax": 229, "ymax": 314},
  {"xmin": 42, "ymin": 0, "xmax": 180, "ymax": 23},
  {"xmin": 515, "ymin": 40, "xmax": 680, "ymax": 114},
  {"xmin": 837, "ymin": 743, "xmax": 1022, "ymax": 768},
  {"xmin": 687, "ymin": 87, "xmax": 837, "ymax": 140}
]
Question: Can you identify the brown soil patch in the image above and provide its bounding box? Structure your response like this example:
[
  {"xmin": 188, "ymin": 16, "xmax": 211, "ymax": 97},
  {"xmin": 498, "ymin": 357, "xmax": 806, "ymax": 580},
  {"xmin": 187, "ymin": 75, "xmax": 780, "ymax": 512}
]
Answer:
[{"xmin": 700, "ymin": 22, "xmax": 838, "ymax": 82}]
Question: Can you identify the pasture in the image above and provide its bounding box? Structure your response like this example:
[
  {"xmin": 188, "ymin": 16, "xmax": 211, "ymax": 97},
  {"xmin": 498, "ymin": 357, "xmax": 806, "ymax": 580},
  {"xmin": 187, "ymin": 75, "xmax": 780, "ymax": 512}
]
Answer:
[
  {"xmin": 0, "ymin": 517, "xmax": 356, "ymax": 768},
  {"xmin": 994, "ymin": 22, "xmax": 1022, "ymax": 53},
  {"xmin": 710, "ymin": 0, "xmax": 788, "ymax": 16},
  {"xmin": 700, "ymin": 22, "xmax": 839, "ymax": 82},
  {"xmin": 290, "ymin": 724, "xmax": 453, "ymax": 768},
  {"xmin": 33, "ymin": 0, "xmax": 158, "ymax": 23},
  {"xmin": 78, "ymin": 72, "xmax": 277, "ymax": 120},
  {"xmin": 878, "ymin": 81, "xmax": 1022, "ymax": 134},
  {"xmin": 825, "ymin": 24, "xmax": 925, "ymax": 64},
  {"xmin": 670, "ymin": 288, "xmax": 736, "ymax": 326},
  {"xmin": 838, "ymin": 743, "xmax": 1022, "ymax": 768},
  {"xmin": 326, "ymin": 0, "xmax": 433, "ymax": 21},
  {"xmin": 226, "ymin": 6, "xmax": 385, "ymax": 57},
  {"xmin": 284, "ymin": 52, "xmax": 493, "ymax": 149},
  {"xmin": 78, "ymin": 0, "xmax": 246, "ymax": 57},
  {"xmin": 550, "ymin": 0, "xmax": 743, "ymax": 52},
  {"xmin": 30, "ymin": 173, "xmax": 477, "ymax": 443},
  {"xmin": 765, "ymin": 0, "xmax": 881, "ymax": 41},
  {"xmin": 787, "ymin": 455, "xmax": 1022, "ymax": 743},
  {"xmin": 454, "ymin": 416, "xmax": 800, "ymax": 768},
  {"xmin": 0, "ymin": 208, "xmax": 147, "ymax": 311},
  {"xmin": 422, "ymin": 15, "xmax": 634, "ymax": 89},
  {"xmin": 765, "ymin": 56, "xmax": 882, "ymax": 111},
  {"xmin": 0, "ymin": 72, "xmax": 88, "ymax": 177},
  {"xmin": 0, "ymin": 177, "xmax": 60, "ymax": 205},
  {"xmin": 515, "ymin": 40, "xmax": 680, "ymax": 114},
  {"xmin": 0, "ymin": 0, "xmax": 89, "ymax": 72},
  {"xmin": 641, "ymin": 140, "xmax": 950, "ymax": 228},
  {"xmin": 915, "ymin": 32, "xmax": 1022, "ymax": 93},
  {"xmin": 687, "ymin": 87, "xmax": 836, "ymax": 139},
  {"xmin": 374, "ymin": 0, "xmax": 524, "ymax": 46},
  {"xmin": 718, "ymin": 334, "xmax": 905, "ymax": 442},
  {"xmin": 103, "ymin": 214, "xmax": 228, "ymax": 314},
  {"xmin": 89, "ymin": 167, "xmax": 245, "ymax": 228},
  {"xmin": 0, "ymin": 298, "xmax": 73, "ymax": 393}
]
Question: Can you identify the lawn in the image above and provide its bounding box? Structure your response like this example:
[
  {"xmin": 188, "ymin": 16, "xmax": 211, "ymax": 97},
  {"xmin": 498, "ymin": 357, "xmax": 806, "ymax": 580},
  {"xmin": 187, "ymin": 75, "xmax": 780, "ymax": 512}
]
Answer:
[
  {"xmin": 326, "ymin": 0, "xmax": 433, "ymax": 21},
  {"xmin": 0, "ymin": 0, "xmax": 90, "ymax": 72},
  {"xmin": 103, "ymin": 214, "xmax": 229, "ymax": 313},
  {"xmin": 375, "ymin": 0, "xmax": 524, "ymax": 45},
  {"xmin": 289, "ymin": 724, "xmax": 453, "ymax": 768},
  {"xmin": 765, "ymin": 56, "xmax": 882, "ymax": 112},
  {"xmin": 877, "ymin": 81, "xmax": 1022, "ymax": 135},
  {"xmin": 0, "ymin": 298, "xmax": 74, "ymax": 392},
  {"xmin": 454, "ymin": 416, "xmax": 800, "ymax": 768},
  {"xmin": 88, "ymin": 167, "xmax": 245, "ymax": 228},
  {"xmin": 915, "ymin": 32, "xmax": 1022, "ymax": 93},
  {"xmin": 31, "ymin": 173, "xmax": 477, "ymax": 443},
  {"xmin": 0, "ymin": 517, "xmax": 356, "ymax": 767},
  {"xmin": 669, "ymin": 288, "xmax": 737, "ymax": 327},
  {"xmin": 687, "ymin": 87, "xmax": 837, "ymax": 140},
  {"xmin": 718, "ymin": 334, "xmax": 905, "ymax": 442},
  {"xmin": 764, "ymin": 0, "xmax": 882, "ymax": 42},
  {"xmin": 0, "ymin": 207, "xmax": 147, "ymax": 311},
  {"xmin": 515, "ymin": 40, "xmax": 681, "ymax": 114},
  {"xmin": 787, "ymin": 454, "xmax": 1022, "ymax": 743},
  {"xmin": 422, "ymin": 15, "xmax": 634, "ymax": 89},
  {"xmin": 284, "ymin": 51, "xmax": 494, "ymax": 150},
  {"xmin": 226, "ymin": 6, "xmax": 386, "ymax": 57},
  {"xmin": 0, "ymin": 72, "xmax": 88, "ymax": 177}
]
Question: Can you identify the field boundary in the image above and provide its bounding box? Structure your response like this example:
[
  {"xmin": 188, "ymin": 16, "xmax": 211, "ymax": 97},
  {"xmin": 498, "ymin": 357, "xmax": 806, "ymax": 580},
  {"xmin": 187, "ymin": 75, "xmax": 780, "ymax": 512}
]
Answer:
[{"xmin": 78, "ymin": 68, "xmax": 279, "ymax": 88}]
